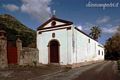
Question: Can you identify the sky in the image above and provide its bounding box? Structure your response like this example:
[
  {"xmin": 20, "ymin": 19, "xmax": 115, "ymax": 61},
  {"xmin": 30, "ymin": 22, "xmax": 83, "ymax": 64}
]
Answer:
[{"xmin": 0, "ymin": 0, "xmax": 120, "ymax": 44}]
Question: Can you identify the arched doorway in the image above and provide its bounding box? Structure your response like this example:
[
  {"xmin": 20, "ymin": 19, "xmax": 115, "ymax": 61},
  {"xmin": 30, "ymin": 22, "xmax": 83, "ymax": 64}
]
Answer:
[{"xmin": 49, "ymin": 40, "xmax": 60, "ymax": 63}]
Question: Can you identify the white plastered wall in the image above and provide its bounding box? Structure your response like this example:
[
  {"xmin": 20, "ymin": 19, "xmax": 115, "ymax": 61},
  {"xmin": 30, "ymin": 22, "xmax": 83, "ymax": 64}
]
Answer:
[
  {"xmin": 37, "ymin": 26, "xmax": 73, "ymax": 65},
  {"xmin": 72, "ymin": 26, "xmax": 104, "ymax": 64}
]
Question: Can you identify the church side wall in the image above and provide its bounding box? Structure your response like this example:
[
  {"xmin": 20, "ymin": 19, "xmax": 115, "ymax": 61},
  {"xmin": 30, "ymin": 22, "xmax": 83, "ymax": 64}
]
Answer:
[
  {"xmin": 73, "ymin": 28, "xmax": 88, "ymax": 63},
  {"xmin": 37, "ymin": 27, "xmax": 73, "ymax": 65},
  {"xmin": 96, "ymin": 44, "xmax": 104, "ymax": 60},
  {"xmin": 73, "ymin": 28, "xmax": 104, "ymax": 64}
]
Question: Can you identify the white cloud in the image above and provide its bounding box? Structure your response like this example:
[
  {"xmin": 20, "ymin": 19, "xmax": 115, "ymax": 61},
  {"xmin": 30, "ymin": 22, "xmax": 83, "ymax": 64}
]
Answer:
[
  {"xmin": 96, "ymin": 16, "xmax": 110, "ymax": 24},
  {"xmin": 21, "ymin": 0, "xmax": 52, "ymax": 22},
  {"xmin": 82, "ymin": 22, "xmax": 118, "ymax": 34},
  {"xmin": 105, "ymin": 24, "xmax": 113, "ymax": 27},
  {"xmin": 82, "ymin": 22, "xmax": 95, "ymax": 32},
  {"xmin": 3, "ymin": 4, "xmax": 19, "ymax": 11},
  {"xmin": 102, "ymin": 26, "xmax": 118, "ymax": 34},
  {"xmin": 77, "ymin": 25, "xmax": 82, "ymax": 30}
]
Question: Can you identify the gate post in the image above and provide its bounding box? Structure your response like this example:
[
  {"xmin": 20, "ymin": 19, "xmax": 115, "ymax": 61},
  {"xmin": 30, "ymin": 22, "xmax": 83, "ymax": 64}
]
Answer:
[
  {"xmin": 16, "ymin": 35, "xmax": 22, "ymax": 65},
  {"xmin": 0, "ymin": 30, "xmax": 7, "ymax": 68}
]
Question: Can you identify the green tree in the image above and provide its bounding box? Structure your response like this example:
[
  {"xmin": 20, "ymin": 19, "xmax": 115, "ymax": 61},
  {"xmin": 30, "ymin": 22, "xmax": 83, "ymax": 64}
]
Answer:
[
  {"xmin": 0, "ymin": 14, "xmax": 36, "ymax": 47},
  {"xmin": 105, "ymin": 26, "xmax": 120, "ymax": 60},
  {"xmin": 89, "ymin": 26, "xmax": 102, "ymax": 40}
]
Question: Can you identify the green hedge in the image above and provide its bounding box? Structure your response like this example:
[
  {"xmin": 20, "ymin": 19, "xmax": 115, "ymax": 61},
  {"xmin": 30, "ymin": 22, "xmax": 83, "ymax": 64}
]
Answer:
[{"xmin": 117, "ymin": 60, "xmax": 120, "ymax": 71}]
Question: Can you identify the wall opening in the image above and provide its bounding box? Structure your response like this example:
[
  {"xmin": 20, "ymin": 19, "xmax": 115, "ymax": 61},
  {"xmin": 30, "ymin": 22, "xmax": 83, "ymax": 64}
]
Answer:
[
  {"xmin": 49, "ymin": 40, "xmax": 60, "ymax": 63},
  {"xmin": 7, "ymin": 41, "xmax": 18, "ymax": 64}
]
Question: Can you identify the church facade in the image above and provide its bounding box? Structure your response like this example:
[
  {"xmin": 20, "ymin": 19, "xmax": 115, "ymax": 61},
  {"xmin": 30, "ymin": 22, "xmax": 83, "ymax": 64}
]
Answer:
[{"xmin": 37, "ymin": 16, "xmax": 104, "ymax": 67}]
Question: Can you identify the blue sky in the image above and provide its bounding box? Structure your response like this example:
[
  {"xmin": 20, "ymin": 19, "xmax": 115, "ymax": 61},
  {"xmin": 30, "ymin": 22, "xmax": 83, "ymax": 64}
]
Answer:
[{"xmin": 0, "ymin": 0, "xmax": 120, "ymax": 44}]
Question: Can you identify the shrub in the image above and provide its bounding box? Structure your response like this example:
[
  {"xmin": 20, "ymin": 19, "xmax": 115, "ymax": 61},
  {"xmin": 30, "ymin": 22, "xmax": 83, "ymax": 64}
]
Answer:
[{"xmin": 117, "ymin": 60, "xmax": 120, "ymax": 71}]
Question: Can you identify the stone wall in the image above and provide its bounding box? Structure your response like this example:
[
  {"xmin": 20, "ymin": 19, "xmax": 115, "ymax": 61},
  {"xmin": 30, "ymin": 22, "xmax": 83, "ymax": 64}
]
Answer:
[
  {"xmin": 16, "ymin": 37, "xmax": 39, "ymax": 66},
  {"xmin": 19, "ymin": 47, "xmax": 39, "ymax": 66},
  {"xmin": 0, "ymin": 38, "xmax": 8, "ymax": 68},
  {"xmin": 0, "ymin": 30, "xmax": 39, "ymax": 68}
]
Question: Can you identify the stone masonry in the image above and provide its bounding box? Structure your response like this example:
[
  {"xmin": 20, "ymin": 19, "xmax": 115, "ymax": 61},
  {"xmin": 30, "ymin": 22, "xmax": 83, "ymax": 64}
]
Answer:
[
  {"xmin": 16, "ymin": 36, "xmax": 39, "ymax": 66},
  {"xmin": 19, "ymin": 47, "xmax": 39, "ymax": 66},
  {"xmin": 0, "ymin": 29, "xmax": 39, "ymax": 68},
  {"xmin": 0, "ymin": 30, "xmax": 8, "ymax": 68}
]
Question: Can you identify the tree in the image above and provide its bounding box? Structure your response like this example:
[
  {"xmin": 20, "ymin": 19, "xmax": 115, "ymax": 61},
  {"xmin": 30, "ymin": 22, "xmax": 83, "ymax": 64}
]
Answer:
[
  {"xmin": 0, "ymin": 14, "xmax": 36, "ymax": 47},
  {"xmin": 89, "ymin": 26, "xmax": 102, "ymax": 40},
  {"xmin": 105, "ymin": 26, "xmax": 120, "ymax": 60}
]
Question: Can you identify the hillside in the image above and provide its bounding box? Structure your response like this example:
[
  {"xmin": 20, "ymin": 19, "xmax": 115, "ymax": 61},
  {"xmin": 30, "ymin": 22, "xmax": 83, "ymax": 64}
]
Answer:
[{"xmin": 0, "ymin": 14, "xmax": 36, "ymax": 47}]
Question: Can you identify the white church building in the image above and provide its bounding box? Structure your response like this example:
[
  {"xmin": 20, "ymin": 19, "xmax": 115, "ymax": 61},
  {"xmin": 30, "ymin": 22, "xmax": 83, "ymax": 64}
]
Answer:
[{"xmin": 37, "ymin": 16, "xmax": 104, "ymax": 67}]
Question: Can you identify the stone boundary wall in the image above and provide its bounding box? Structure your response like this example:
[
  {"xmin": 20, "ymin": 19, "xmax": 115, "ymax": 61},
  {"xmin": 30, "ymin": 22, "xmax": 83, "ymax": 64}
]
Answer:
[
  {"xmin": 19, "ymin": 47, "xmax": 39, "ymax": 66},
  {"xmin": 0, "ymin": 30, "xmax": 7, "ymax": 68},
  {"xmin": 0, "ymin": 29, "xmax": 39, "ymax": 68},
  {"xmin": 0, "ymin": 38, "xmax": 7, "ymax": 68}
]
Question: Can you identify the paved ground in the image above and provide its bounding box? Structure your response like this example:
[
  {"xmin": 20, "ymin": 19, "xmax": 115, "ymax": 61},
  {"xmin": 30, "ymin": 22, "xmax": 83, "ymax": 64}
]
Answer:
[{"xmin": 0, "ymin": 61, "xmax": 119, "ymax": 80}]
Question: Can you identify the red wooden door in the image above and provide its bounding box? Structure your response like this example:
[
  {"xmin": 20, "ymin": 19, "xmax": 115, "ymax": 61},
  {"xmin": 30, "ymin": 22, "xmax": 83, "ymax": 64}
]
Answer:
[
  {"xmin": 50, "ymin": 40, "xmax": 59, "ymax": 63},
  {"xmin": 7, "ymin": 42, "xmax": 18, "ymax": 64}
]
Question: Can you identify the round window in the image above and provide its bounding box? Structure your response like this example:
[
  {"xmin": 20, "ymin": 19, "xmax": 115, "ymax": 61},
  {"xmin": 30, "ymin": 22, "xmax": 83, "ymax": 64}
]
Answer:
[{"xmin": 51, "ymin": 21, "xmax": 56, "ymax": 26}]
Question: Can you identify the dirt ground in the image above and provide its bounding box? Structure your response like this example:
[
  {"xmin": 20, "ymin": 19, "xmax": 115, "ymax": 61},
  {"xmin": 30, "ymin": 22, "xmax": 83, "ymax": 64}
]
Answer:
[
  {"xmin": 0, "ymin": 61, "xmax": 120, "ymax": 80},
  {"xmin": 74, "ymin": 61, "xmax": 120, "ymax": 80},
  {"xmin": 0, "ymin": 65, "xmax": 68, "ymax": 80}
]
